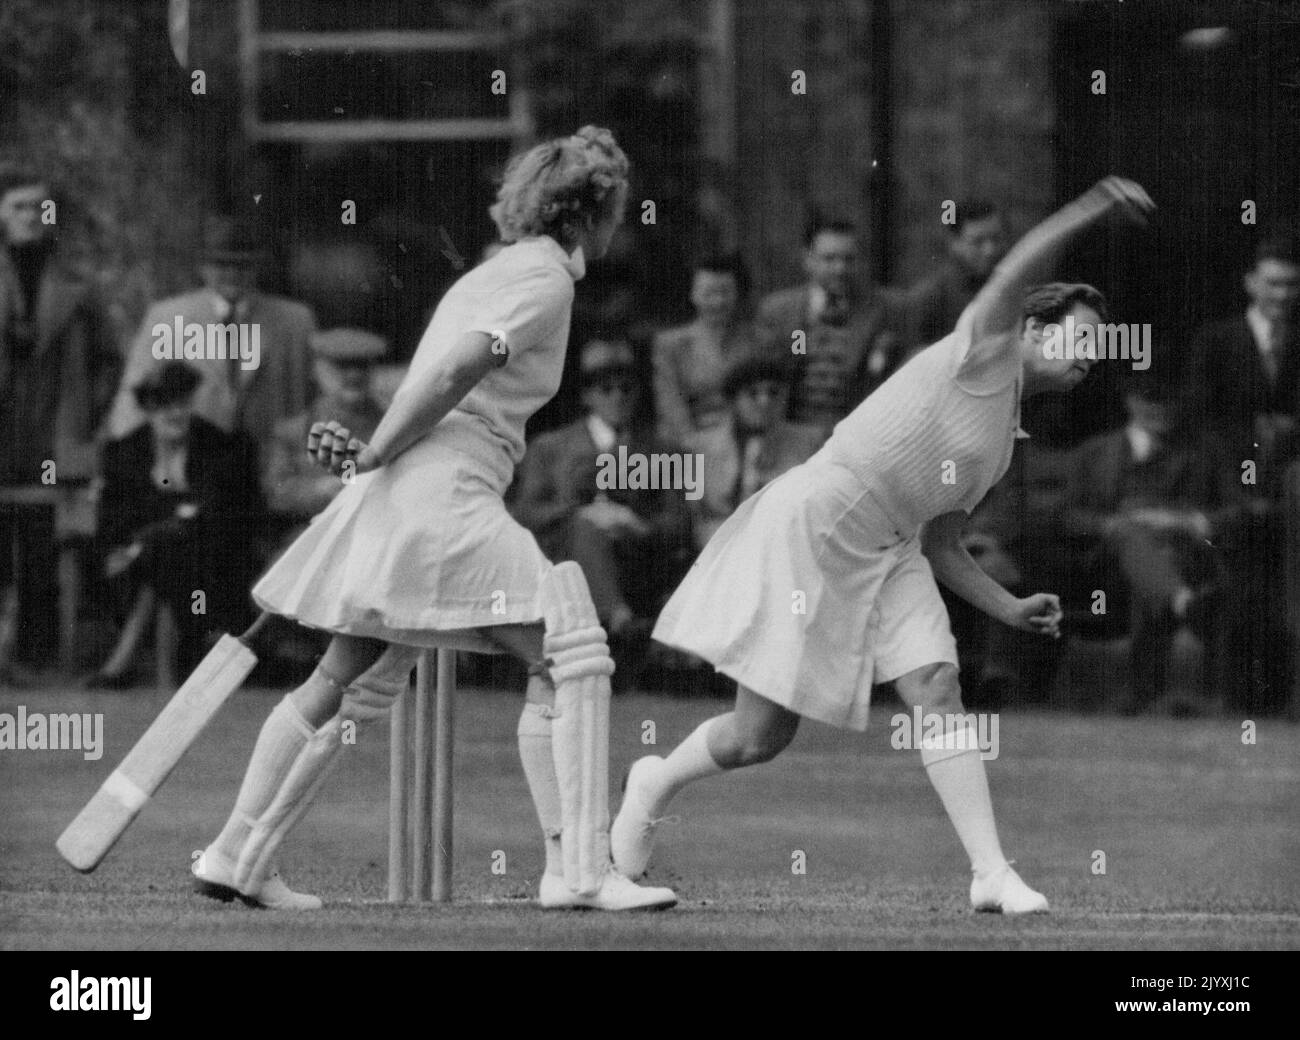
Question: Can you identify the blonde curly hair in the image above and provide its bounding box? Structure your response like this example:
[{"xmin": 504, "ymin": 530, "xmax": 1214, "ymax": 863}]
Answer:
[{"xmin": 489, "ymin": 126, "xmax": 629, "ymax": 246}]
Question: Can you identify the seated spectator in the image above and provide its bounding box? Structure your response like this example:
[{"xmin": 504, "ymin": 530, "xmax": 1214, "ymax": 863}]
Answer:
[
  {"xmin": 1061, "ymin": 381, "xmax": 1247, "ymax": 713},
  {"xmin": 511, "ymin": 340, "xmax": 693, "ymax": 652},
  {"xmin": 0, "ymin": 164, "xmax": 117, "ymax": 670},
  {"xmin": 93, "ymin": 362, "xmax": 265, "ymax": 682},
  {"xmin": 652, "ymin": 254, "xmax": 763, "ymax": 446},
  {"xmin": 756, "ymin": 216, "xmax": 906, "ymax": 435},
  {"xmin": 107, "ymin": 214, "xmax": 317, "ymax": 440},
  {"xmin": 1186, "ymin": 232, "xmax": 1300, "ymax": 711},
  {"xmin": 689, "ymin": 354, "xmax": 824, "ymax": 550},
  {"xmin": 263, "ymin": 328, "xmax": 387, "ymax": 526},
  {"xmin": 900, "ymin": 198, "xmax": 1008, "ymax": 351}
]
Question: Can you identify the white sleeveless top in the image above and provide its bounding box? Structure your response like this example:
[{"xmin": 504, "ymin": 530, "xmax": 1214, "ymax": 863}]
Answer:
[{"xmin": 825, "ymin": 307, "xmax": 1023, "ymax": 533}]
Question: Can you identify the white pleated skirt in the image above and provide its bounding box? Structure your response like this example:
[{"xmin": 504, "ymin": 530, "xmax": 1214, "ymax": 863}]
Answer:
[
  {"xmin": 253, "ymin": 422, "xmax": 549, "ymax": 652},
  {"xmin": 652, "ymin": 452, "xmax": 958, "ymax": 730}
]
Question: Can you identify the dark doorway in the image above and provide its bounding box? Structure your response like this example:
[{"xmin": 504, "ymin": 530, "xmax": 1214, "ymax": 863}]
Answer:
[
  {"xmin": 258, "ymin": 139, "xmax": 509, "ymax": 362},
  {"xmin": 1027, "ymin": 0, "xmax": 1300, "ymax": 445}
]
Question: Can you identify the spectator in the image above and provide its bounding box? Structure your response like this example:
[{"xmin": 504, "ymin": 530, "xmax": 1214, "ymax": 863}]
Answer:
[
  {"xmin": 689, "ymin": 354, "xmax": 824, "ymax": 550},
  {"xmin": 756, "ymin": 217, "xmax": 906, "ymax": 434},
  {"xmin": 511, "ymin": 339, "xmax": 692, "ymax": 650},
  {"xmin": 901, "ymin": 198, "xmax": 1009, "ymax": 351},
  {"xmin": 107, "ymin": 214, "xmax": 317, "ymax": 440},
  {"xmin": 1187, "ymin": 233, "xmax": 1300, "ymax": 474},
  {"xmin": 1062, "ymin": 381, "xmax": 1247, "ymax": 713},
  {"xmin": 1186, "ymin": 233, "xmax": 1300, "ymax": 712},
  {"xmin": 93, "ymin": 361, "xmax": 265, "ymax": 682},
  {"xmin": 0, "ymin": 163, "xmax": 117, "ymax": 668},
  {"xmin": 264, "ymin": 328, "xmax": 387, "ymax": 525},
  {"xmin": 652, "ymin": 253, "xmax": 763, "ymax": 447}
]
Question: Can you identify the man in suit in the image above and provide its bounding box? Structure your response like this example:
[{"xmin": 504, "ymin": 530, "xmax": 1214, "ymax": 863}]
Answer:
[
  {"xmin": 1062, "ymin": 382, "xmax": 1247, "ymax": 712},
  {"xmin": 689, "ymin": 354, "xmax": 824, "ymax": 550},
  {"xmin": 95, "ymin": 362, "xmax": 266, "ymax": 680},
  {"xmin": 0, "ymin": 164, "xmax": 118, "ymax": 668},
  {"xmin": 755, "ymin": 217, "xmax": 906, "ymax": 435},
  {"xmin": 107, "ymin": 214, "xmax": 317, "ymax": 440},
  {"xmin": 901, "ymin": 199, "xmax": 1009, "ymax": 352},
  {"xmin": 1186, "ymin": 234, "xmax": 1300, "ymax": 712},
  {"xmin": 263, "ymin": 327, "xmax": 387, "ymax": 526},
  {"xmin": 1187, "ymin": 234, "xmax": 1300, "ymax": 474},
  {"xmin": 511, "ymin": 340, "xmax": 693, "ymax": 649}
]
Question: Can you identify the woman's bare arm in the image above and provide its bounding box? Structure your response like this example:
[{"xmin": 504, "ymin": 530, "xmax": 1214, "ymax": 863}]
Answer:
[
  {"xmin": 964, "ymin": 177, "xmax": 1155, "ymax": 349},
  {"xmin": 922, "ymin": 510, "xmax": 1062, "ymax": 637}
]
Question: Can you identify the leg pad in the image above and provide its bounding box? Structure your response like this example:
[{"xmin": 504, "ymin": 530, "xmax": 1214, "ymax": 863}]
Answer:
[{"xmin": 540, "ymin": 563, "xmax": 613, "ymax": 895}]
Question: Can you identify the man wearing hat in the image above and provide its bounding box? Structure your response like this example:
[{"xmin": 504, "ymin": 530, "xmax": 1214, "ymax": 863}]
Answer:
[
  {"xmin": 264, "ymin": 327, "xmax": 388, "ymax": 523},
  {"xmin": 0, "ymin": 163, "xmax": 117, "ymax": 668},
  {"xmin": 511, "ymin": 339, "xmax": 692, "ymax": 650},
  {"xmin": 1062, "ymin": 379, "xmax": 1248, "ymax": 713},
  {"xmin": 93, "ymin": 360, "xmax": 266, "ymax": 682},
  {"xmin": 689, "ymin": 353, "xmax": 824, "ymax": 550},
  {"xmin": 106, "ymin": 214, "xmax": 317, "ymax": 440}
]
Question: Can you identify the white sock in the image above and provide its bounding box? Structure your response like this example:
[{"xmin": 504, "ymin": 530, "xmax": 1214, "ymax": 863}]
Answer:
[
  {"xmin": 211, "ymin": 695, "xmax": 314, "ymax": 861},
  {"xmin": 920, "ymin": 723, "xmax": 1007, "ymax": 876},
  {"xmin": 517, "ymin": 696, "xmax": 564, "ymax": 877},
  {"xmin": 645, "ymin": 718, "xmax": 725, "ymax": 817}
]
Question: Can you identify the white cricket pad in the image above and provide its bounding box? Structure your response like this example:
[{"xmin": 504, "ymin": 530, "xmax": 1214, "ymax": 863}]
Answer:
[{"xmin": 540, "ymin": 563, "xmax": 615, "ymax": 896}]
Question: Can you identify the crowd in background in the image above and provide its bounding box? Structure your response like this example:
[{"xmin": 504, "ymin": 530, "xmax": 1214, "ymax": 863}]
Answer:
[{"xmin": 2, "ymin": 161, "xmax": 1296, "ymax": 713}]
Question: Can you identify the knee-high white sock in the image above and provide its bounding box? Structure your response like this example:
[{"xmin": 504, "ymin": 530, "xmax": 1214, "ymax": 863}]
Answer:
[
  {"xmin": 644, "ymin": 717, "xmax": 726, "ymax": 817},
  {"xmin": 211, "ymin": 695, "xmax": 314, "ymax": 862},
  {"xmin": 517, "ymin": 693, "xmax": 564, "ymax": 878},
  {"xmin": 920, "ymin": 722, "xmax": 1007, "ymax": 875}
]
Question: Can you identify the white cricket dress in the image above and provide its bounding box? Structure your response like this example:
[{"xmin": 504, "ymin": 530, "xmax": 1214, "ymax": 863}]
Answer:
[
  {"xmin": 253, "ymin": 236, "xmax": 584, "ymax": 651},
  {"xmin": 653, "ymin": 307, "xmax": 1023, "ymax": 729}
]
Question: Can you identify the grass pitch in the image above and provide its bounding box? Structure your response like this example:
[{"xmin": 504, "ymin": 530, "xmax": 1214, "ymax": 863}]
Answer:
[{"xmin": 2, "ymin": 683, "xmax": 1297, "ymax": 950}]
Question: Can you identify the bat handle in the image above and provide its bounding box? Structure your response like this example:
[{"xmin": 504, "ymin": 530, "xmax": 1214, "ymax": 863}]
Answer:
[{"xmin": 239, "ymin": 611, "xmax": 272, "ymax": 647}]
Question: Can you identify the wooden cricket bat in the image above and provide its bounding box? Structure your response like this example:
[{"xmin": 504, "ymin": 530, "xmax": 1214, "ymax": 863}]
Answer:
[{"xmin": 56, "ymin": 616, "xmax": 267, "ymax": 872}]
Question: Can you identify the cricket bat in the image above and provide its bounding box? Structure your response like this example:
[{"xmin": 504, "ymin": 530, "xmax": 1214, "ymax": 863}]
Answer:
[{"xmin": 56, "ymin": 614, "xmax": 269, "ymax": 872}]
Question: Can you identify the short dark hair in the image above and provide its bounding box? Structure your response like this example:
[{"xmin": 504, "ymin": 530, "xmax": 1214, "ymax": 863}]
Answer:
[
  {"xmin": 0, "ymin": 162, "xmax": 49, "ymax": 202},
  {"xmin": 577, "ymin": 338, "xmax": 637, "ymax": 387},
  {"xmin": 950, "ymin": 198, "xmax": 1003, "ymax": 235},
  {"xmin": 1021, "ymin": 282, "xmax": 1110, "ymax": 326},
  {"xmin": 1254, "ymin": 231, "xmax": 1299, "ymax": 268},
  {"xmin": 132, "ymin": 360, "xmax": 202, "ymax": 410},
  {"xmin": 803, "ymin": 216, "xmax": 857, "ymax": 249},
  {"xmin": 722, "ymin": 354, "xmax": 790, "ymax": 399},
  {"xmin": 691, "ymin": 252, "xmax": 751, "ymax": 299}
]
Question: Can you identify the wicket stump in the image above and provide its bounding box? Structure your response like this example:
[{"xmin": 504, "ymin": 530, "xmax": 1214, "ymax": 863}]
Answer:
[{"xmin": 387, "ymin": 649, "xmax": 455, "ymax": 902}]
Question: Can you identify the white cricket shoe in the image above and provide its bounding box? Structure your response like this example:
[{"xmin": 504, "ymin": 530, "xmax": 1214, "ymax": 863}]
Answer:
[
  {"xmin": 610, "ymin": 755, "xmax": 671, "ymax": 879},
  {"xmin": 537, "ymin": 871, "xmax": 585, "ymax": 909},
  {"xmin": 970, "ymin": 862, "xmax": 1049, "ymax": 915},
  {"xmin": 537, "ymin": 867, "xmax": 677, "ymax": 911},
  {"xmin": 248, "ymin": 871, "xmax": 324, "ymax": 911},
  {"xmin": 191, "ymin": 846, "xmax": 322, "ymax": 911}
]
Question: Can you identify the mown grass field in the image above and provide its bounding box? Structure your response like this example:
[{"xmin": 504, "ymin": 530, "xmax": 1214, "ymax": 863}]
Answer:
[{"xmin": 2, "ymin": 683, "xmax": 1297, "ymax": 950}]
